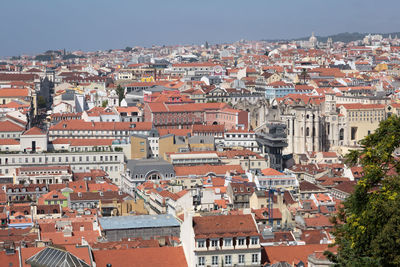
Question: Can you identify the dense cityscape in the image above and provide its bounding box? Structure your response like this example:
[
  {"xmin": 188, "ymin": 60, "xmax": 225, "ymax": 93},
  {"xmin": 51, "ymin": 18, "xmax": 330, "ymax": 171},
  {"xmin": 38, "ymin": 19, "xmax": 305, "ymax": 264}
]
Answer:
[{"xmin": 0, "ymin": 32, "xmax": 399, "ymax": 266}]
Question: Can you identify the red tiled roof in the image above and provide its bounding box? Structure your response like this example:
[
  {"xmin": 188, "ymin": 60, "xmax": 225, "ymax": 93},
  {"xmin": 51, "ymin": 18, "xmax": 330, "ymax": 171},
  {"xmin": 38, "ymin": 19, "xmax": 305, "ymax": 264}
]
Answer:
[
  {"xmin": 50, "ymin": 120, "xmax": 152, "ymax": 131},
  {"xmin": 301, "ymin": 229, "xmax": 329, "ymax": 244},
  {"xmin": 0, "ymin": 88, "xmax": 29, "ymax": 97},
  {"xmin": 304, "ymin": 214, "xmax": 333, "ymax": 228},
  {"xmin": 41, "ymin": 230, "xmax": 100, "ymax": 245},
  {"xmin": 338, "ymin": 103, "xmax": 385, "ymax": 110},
  {"xmin": 300, "ymin": 181, "xmax": 325, "ymax": 192},
  {"xmin": 116, "ymin": 106, "xmax": 139, "ymax": 113},
  {"xmin": 88, "ymin": 183, "xmax": 118, "ymax": 192},
  {"xmin": 0, "ymin": 139, "xmax": 20, "ymax": 145},
  {"xmin": 333, "ymin": 181, "xmax": 357, "ymax": 194},
  {"xmin": 193, "ymin": 214, "xmax": 258, "ymax": 237},
  {"xmin": 92, "ymin": 247, "xmax": 187, "ymax": 267},
  {"xmin": 192, "ymin": 124, "xmax": 224, "ymax": 133},
  {"xmin": 23, "ymin": 127, "xmax": 46, "ymax": 135},
  {"xmin": 261, "ymin": 168, "xmax": 284, "ymax": 176},
  {"xmin": 0, "ymin": 73, "xmax": 36, "ymax": 81},
  {"xmin": 252, "ymin": 208, "xmax": 282, "ymax": 220},
  {"xmin": 0, "ymin": 251, "xmax": 19, "ymax": 267},
  {"xmin": 158, "ymin": 128, "xmax": 192, "ymax": 137},
  {"xmin": 264, "ymin": 244, "xmax": 334, "ymax": 265},
  {"xmin": 0, "ymin": 121, "xmax": 25, "ymax": 132}
]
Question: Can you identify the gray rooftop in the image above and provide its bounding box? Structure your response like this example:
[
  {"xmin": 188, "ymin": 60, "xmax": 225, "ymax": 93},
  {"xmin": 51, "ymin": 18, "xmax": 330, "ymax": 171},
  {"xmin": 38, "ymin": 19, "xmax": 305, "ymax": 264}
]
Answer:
[
  {"xmin": 26, "ymin": 246, "xmax": 90, "ymax": 267},
  {"xmin": 99, "ymin": 214, "xmax": 180, "ymax": 230},
  {"xmin": 126, "ymin": 158, "xmax": 175, "ymax": 178}
]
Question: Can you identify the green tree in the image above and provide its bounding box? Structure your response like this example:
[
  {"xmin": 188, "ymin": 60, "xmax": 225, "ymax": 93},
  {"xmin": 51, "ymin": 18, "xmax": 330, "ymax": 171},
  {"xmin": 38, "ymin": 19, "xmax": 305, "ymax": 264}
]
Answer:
[
  {"xmin": 34, "ymin": 54, "xmax": 52, "ymax": 61},
  {"xmin": 37, "ymin": 96, "xmax": 46, "ymax": 109},
  {"xmin": 326, "ymin": 115, "xmax": 400, "ymax": 266},
  {"xmin": 300, "ymin": 68, "xmax": 308, "ymax": 84},
  {"xmin": 116, "ymin": 85, "xmax": 125, "ymax": 105},
  {"xmin": 124, "ymin": 46, "xmax": 132, "ymax": 52},
  {"xmin": 102, "ymin": 100, "xmax": 108, "ymax": 107}
]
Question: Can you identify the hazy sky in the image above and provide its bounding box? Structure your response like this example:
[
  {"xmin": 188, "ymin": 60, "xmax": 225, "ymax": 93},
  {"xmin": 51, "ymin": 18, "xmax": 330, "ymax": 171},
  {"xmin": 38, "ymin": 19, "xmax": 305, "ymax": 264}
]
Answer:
[{"xmin": 1, "ymin": 0, "xmax": 399, "ymax": 57}]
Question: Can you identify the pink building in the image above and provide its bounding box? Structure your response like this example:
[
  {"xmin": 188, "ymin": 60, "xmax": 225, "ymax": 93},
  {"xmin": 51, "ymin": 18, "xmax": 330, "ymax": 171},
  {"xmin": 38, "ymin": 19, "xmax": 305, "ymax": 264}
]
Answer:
[
  {"xmin": 144, "ymin": 102, "xmax": 248, "ymax": 130},
  {"xmin": 205, "ymin": 107, "xmax": 248, "ymax": 130}
]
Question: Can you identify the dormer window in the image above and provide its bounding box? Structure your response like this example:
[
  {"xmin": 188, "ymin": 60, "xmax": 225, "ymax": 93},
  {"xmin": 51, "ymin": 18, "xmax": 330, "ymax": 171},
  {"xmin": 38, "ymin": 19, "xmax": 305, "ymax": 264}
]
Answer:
[
  {"xmin": 197, "ymin": 240, "xmax": 205, "ymax": 248},
  {"xmin": 211, "ymin": 239, "xmax": 219, "ymax": 247}
]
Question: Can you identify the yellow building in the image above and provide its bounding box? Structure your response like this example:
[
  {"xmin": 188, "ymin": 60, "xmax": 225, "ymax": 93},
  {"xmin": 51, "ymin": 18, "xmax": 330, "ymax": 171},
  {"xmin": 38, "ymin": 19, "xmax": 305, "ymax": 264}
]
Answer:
[
  {"xmin": 159, "ymin": 135, "xmax": 187, "ymax": 160},
  {"xmin": 130, "ymin": 133, "xmax": 188, "ymax": 160},
  {"xmin": 99, "ymin": 198, "xmax": 148, "ymax": 216},
  {"xmin": 338, "ymin": 103, "xmax": 386, "ymax": 147},
  {"xmin": 130, "ymin": 135, "xmax": 149, "ymax": 159}
]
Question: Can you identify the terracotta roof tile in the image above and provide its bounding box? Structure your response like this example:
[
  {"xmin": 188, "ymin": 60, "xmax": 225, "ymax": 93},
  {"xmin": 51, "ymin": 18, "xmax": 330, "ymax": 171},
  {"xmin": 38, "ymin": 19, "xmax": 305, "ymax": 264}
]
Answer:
[
  {"xmin": 93, "ymin": 247, "xmax": 187, "ymax": 267},
  {"xmin": 0, "ymin": 121, "xmax": 25, "ymax": 132},
  {"xmin": 264, "ymin": 244, "xmax": 334, "ymax": 265},
  {"xmin": 193, "ymin": 214, "xmax": 258, "ymax": 237},
  {"xmin": 23, "ymin": 127, "xmax": 46, "ymax": 135}
]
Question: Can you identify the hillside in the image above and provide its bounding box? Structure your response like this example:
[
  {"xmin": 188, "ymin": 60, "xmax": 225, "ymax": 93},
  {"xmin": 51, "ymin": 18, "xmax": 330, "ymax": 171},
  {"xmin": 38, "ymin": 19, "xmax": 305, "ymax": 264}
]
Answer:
[{"xmin": 265, "ymin": 32, "xmax": 400, "ymax": 43}]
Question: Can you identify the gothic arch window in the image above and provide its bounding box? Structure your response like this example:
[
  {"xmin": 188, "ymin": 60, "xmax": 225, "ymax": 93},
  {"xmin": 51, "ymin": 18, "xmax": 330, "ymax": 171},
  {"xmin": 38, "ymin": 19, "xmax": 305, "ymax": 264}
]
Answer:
[
  {"xmin": 306, "ymin": 127, "xmax": 309, "ymax": 136},
  {"xmin": 339, "ymin": 129, "xmax": 344, "ymax": 141}
]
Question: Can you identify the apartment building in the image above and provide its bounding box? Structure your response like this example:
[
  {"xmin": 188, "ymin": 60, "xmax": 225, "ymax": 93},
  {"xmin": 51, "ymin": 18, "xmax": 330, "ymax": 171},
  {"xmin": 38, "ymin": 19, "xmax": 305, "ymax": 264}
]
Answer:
[
  {"xmin": 337, "ymin": 103, "xmax": 386, "ymax": 146},
  {"xmin": 48, "ymin": 119, "xmax": 152, "ymax": 141},
  {"xmin": 222, "ymin": 129, "xmax": 259, "ymax": 152},
  {"xmin": 181, "ymin": 213, "xmax": 261, "ymax": 267},
  {"xmin": 256, "ymin": 168, "xmax": 298, "ymax": 190},
  {"xmin": 0, "ymin": 151, "xmax": 125, "ymax": 185},
  {"xmin": 165, "ymin": 62, "xmax": 219, "ymax": 77},
  {"xmin": 14, "ymin": 165, "xmax": 73, "ymax": 185},
  {"xmin": 144, "ymin": 102, "xmax": 247, "ymax": 130}
]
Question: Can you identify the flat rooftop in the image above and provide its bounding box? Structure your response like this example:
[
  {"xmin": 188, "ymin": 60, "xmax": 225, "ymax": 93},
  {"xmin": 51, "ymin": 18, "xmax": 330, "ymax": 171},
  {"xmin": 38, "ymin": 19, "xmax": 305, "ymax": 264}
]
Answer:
[{"xmin": 99, "ymin": 214, "xmax": 180, "ymax": 230}]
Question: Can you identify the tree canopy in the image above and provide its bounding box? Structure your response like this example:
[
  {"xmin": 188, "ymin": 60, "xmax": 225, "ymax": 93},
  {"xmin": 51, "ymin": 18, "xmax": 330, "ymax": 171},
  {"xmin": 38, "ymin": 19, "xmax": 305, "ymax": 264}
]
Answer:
[
  {"xmin": 116, "ymin": 85, "xmax": 125, "ymax": 105},
  {"xmin": 327, "ymin": 115, "xmax": 400, "ymax": 266}
]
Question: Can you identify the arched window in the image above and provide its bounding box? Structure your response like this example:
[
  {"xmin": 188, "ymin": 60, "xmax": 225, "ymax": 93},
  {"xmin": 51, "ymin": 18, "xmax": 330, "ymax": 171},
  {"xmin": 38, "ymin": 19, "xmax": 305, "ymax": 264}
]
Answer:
[
  {"xmin": 339, "ymin": 129, "xmax": 344, "ymax": 141},
  {"xmin": 306, "ymin": 127, "xmax": 310, "ymax": 136}
]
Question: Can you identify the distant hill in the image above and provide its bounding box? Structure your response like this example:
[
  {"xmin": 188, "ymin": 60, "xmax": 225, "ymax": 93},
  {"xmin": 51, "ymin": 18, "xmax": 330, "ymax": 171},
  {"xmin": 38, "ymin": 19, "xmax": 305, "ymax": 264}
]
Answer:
[{"xmin": 265, "ymin": 32, "xmax": 400, "ymax": 43}]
